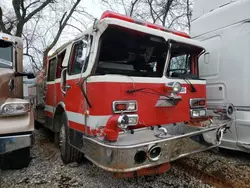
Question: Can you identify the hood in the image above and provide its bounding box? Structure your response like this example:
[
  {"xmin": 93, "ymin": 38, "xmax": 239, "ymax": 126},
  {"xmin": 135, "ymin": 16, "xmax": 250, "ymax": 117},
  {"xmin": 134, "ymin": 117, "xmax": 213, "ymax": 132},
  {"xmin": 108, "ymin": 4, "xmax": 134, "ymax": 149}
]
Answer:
[{"xmin": 0, "ymin": 68, "xmax": 14, "ymax": 104}]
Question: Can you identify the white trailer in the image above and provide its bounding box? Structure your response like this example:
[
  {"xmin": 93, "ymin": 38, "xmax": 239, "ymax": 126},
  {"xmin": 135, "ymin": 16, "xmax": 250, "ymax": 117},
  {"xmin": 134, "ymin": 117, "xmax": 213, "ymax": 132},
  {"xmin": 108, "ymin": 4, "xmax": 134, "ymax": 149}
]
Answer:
[{"xmin": 191, "ymin": 0, "xmax": 250, "ymax": 152}]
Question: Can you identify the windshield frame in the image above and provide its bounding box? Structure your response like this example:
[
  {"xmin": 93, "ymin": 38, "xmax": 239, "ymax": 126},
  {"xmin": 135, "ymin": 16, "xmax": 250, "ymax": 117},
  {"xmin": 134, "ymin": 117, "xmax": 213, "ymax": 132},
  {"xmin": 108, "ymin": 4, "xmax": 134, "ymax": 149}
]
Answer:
[
  {"xmin": 0, "ymin": 40, "xmax": 13, "ymax": 69},
  {"xmin": 93, "ymin": 25, "xmax": 169, "ymax": 78},
  {"xmin": 163, "ymin": 39, "xmax": 205, "ymax": 79}
]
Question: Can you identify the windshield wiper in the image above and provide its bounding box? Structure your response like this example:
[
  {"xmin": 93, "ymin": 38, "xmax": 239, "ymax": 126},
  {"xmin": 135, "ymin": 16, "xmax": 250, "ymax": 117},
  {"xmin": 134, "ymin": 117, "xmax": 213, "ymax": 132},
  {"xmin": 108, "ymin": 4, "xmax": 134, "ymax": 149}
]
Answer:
[{"xmin": 181, "ymin": 77, "xmax": 196, "ymax": 92}]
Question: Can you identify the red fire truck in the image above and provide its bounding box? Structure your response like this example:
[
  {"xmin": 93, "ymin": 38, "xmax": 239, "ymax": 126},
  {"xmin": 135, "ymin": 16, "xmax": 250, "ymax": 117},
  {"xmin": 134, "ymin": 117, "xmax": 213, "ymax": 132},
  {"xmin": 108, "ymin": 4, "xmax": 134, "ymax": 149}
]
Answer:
[{"xmin": 30, "ymin": 11, "xmax": 234, "ymax": 177}]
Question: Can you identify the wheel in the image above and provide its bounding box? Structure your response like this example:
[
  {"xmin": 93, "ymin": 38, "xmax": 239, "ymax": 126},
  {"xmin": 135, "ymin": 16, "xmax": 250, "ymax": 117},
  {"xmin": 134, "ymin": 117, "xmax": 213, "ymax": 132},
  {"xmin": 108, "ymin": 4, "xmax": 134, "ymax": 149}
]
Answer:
[
  {"xmin": 54, "ymin": 131, "xmax": 60, "ymax": 147},
  {"xmin": 0, "ymin": 147, "xmax": 31, "ymax": 170},
  {"xmin": 59, "ymin": 112, "xmax": 83, "ymax": 164}
]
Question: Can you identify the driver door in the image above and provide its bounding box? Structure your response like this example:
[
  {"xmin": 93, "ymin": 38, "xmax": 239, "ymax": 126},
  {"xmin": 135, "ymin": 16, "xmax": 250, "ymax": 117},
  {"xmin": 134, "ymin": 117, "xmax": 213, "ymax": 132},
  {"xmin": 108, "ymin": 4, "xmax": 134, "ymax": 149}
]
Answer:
[{"xmin": 60, "ymin": 39, "xmax": 90, "ymax": 133}]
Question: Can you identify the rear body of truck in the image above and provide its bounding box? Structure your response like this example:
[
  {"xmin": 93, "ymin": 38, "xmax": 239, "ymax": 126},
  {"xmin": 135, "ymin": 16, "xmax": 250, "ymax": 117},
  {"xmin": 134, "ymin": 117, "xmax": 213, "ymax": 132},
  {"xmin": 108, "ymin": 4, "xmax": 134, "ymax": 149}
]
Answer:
[{"xmin": 191, "ymin": 0, "xmax": 250, "ymax": 152}]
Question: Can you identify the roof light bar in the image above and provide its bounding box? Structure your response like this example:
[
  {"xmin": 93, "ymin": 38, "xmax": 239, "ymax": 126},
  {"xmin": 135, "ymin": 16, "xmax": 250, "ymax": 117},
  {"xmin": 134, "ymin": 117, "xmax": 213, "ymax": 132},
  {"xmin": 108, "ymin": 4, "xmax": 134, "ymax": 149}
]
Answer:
[{"xmin": 100, "ymin": 10, "xmax": 190, "ymax": 38}]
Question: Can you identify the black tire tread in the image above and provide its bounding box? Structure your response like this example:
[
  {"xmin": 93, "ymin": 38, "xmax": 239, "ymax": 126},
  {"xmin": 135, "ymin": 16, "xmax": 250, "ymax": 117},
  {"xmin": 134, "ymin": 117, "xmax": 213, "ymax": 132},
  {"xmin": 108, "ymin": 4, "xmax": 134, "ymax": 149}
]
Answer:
[{"xmin": 60, "ymin": 112, "xmax": 83, "ymax": 164}]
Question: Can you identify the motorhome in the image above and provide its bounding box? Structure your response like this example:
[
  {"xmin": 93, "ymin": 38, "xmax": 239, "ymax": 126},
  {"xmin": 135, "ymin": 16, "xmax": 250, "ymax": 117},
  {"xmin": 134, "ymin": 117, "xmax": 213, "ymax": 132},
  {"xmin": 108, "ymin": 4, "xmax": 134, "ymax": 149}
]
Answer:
[
  {"xmin": 29, "ymin": 11, "xmax": 233, "ymax": 177},
  {"xmin": 191, "ymin": 0, "xmax": 250, "ymax": 152},
  {"xmin": 0, "ymin": 32, "xmax": 34, "ymax": 169}
]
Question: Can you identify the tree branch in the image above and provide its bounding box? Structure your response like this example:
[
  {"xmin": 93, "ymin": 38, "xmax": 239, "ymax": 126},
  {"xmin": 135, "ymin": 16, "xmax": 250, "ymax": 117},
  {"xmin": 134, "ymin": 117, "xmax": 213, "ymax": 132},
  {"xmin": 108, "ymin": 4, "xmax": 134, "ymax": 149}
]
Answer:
[
  {"xmin": 161, "ymin": 0, "xmax": 174, "ymax": 26},
  {"xmin": 25, "ymin": 1, "xmax": 41, "ymax": 11},
  {"xmin": 43, "ymin": 0, "xmax": 81, "ymax": 62},
  {"xmin": 59, "ymin": 12, "xmax": 67, "ymax": 27},
  {"xmin": 0, "ymin": 7, "xmax": 9, "ymax": 33},
  {"xmin": 129, "ymin": 0, "xmax": 140, "ymax": 17},
  {"xmin": 12, "ymin": 0, "xmax": 22, "ymax": 20},
  {"xmin": 66, "ymin": 23, "xmax": 82, "ymax": 33},
  {"xmin": 168, "ymin": 13, "xmax": 185, "ymax": 28},
  {"xmin": 24, "ymin": 53, "xmax": 41, "ymax": 71},
  {"xmin": 20, "ymin": 0, "xmax": 26, "ymax": 19},
  {"xmin": 24, "ymin": 0, "xmax": 53, "ymax": 23}
]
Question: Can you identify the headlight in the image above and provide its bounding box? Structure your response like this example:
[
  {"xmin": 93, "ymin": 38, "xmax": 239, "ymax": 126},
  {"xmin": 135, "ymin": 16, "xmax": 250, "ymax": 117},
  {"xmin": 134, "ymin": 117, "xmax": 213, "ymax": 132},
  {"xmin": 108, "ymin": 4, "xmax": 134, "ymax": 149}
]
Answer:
[
  {"xmin": 190, "ymin": 109, "xmax": 207, "ymax": 118},
  {"xmin": 118, "ymin": 114, "xmax": 138, "ymax": 129},
  {"xmin": 0, "ymin": 102, "xmax": 30, "ymax": 116},
  {"xmin": 172, "ymin": 82, "xmax": 182, "ymax": 94},
  {"xmin": 112, "ymin": 100, "xmax": 137, "ymax": 114}
]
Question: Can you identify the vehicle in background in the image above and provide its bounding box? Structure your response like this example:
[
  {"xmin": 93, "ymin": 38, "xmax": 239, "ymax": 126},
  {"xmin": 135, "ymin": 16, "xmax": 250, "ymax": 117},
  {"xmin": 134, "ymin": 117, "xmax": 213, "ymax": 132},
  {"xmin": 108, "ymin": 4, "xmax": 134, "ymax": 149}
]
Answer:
[
  {"xmin": 23, "ymin": 77, "xmax": 36, "ymax": 101},
  {"xmin": 29, "ymin": 11, "xmax": 233, "ymax": 177},
  {"xmin": 191, "ymin": 0, "xmax": 250, "ymax": 153},
  {"xmin": 0, "ymin": 32, "xmax": 35, "ymax": 169}
]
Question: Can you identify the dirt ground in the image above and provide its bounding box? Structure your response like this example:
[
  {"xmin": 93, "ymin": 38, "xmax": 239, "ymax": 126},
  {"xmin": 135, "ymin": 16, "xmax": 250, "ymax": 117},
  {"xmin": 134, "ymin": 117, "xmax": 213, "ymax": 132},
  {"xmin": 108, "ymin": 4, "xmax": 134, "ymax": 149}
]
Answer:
[{"xmin": 1, "ymin": 127, "xmax": 250, "ymax": 188}]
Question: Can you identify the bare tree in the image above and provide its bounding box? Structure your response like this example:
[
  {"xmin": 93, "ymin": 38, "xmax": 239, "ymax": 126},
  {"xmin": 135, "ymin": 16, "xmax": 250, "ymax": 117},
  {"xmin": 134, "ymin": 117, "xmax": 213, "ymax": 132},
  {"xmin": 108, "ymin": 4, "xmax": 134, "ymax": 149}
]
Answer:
[
  {"xmin": 100, "ymin": 0, "xmax": 192, "ymax": 32},
  {"xmin": 101, "ymin": 0, "xmax": 142, "ymax": 17},
  {"xmin": 42, "ymin": 0, "xmax": 81, "ymax": 67},
  {"xmin": 0, "ymin": 0, "xmax": 88, "ymax": 73},
  {"xmin": 186, "ymin": 0, "xmax": 194, "ymax": 31},
  {"xmin": 0, "ymin": 0, "xmax": 53, "ymax": 37}
]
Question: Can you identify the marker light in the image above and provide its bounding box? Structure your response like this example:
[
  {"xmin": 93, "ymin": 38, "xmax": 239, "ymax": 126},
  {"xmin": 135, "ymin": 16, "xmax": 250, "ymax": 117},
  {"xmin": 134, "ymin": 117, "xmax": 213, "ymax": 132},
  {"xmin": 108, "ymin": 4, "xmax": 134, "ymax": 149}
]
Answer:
[
  {"xmin": 2, "ymin": 37, "xmax": 8, "ymax": 41},
  {"xmin": 112, "ymin": 100, "xmax": 137, "ymax": 114},
  {"xmin": 190, "ymin": 98, "xmax": 206, "ymax": 108}
]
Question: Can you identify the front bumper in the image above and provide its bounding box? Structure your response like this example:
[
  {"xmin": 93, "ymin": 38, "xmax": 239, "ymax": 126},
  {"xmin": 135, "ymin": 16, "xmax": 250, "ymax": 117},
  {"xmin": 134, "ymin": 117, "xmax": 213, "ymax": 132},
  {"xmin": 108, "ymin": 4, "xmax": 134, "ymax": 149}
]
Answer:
[
  {"xmin": 0, "ymin": 133, "xmax": 34, "ymax": 155},
  {"xmin": 81, "ymin": 119, "xmax": 231, "ymax": 172}
]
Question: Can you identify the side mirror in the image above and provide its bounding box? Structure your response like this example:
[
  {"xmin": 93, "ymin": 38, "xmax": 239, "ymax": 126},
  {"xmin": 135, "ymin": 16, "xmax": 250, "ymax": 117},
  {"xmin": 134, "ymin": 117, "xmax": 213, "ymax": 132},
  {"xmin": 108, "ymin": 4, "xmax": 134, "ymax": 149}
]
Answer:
[{"xmin": 14, "ymin": 72, "xmax": 35, "ymax": 79}]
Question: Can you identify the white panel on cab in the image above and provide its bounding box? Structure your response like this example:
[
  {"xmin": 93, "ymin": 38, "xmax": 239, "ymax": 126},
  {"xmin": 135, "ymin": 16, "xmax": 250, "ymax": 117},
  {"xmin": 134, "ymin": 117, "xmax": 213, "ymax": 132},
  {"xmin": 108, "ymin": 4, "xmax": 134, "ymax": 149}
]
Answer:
[
  {"xmin": 192, "ymin": 0, "xmax": 237, "ymax": 21},
  {"xmin": 198, "ymin": 35, "xmax": 221, "ymax": 78}
]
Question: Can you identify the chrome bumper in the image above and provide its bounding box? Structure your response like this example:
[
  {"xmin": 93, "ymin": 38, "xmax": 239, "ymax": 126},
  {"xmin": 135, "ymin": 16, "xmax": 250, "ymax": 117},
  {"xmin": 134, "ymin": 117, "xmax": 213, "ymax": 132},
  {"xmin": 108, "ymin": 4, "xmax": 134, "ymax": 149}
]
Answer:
[
  {"xmin": 0, "ymin": 133, "xmax": 34, "ymax": 155},
  {"xmin": 81, "ymin": 119, "xmax": 231, "ymax": 172}
]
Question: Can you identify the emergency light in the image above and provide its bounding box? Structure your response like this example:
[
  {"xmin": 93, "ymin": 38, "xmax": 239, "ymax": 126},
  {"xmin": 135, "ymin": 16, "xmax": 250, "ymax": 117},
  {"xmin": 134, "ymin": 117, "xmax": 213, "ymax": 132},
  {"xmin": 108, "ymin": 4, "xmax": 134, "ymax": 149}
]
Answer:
[{"xmin": 100, "ymin": 10, "xmax": 190, "ymax": 39}]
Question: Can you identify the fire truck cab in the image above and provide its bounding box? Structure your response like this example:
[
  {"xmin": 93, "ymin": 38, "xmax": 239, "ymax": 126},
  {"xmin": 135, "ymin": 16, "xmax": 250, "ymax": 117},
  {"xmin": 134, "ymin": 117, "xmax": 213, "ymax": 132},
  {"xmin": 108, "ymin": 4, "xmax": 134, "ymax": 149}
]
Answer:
[
  {"xmin": 0, "ymin": 32, "xmax": 34, "ymax": 169},
  {"xmin": 31, "ymin": 11, "xmax": 233, "ymax": 177}
]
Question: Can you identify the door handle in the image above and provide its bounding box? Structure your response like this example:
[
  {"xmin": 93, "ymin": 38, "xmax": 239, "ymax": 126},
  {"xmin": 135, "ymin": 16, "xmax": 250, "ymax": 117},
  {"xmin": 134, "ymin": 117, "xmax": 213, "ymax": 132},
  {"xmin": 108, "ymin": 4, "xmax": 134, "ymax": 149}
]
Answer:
[{"xmin": 64, "ymin": 84, "xmax": 71, "ymax": 90}]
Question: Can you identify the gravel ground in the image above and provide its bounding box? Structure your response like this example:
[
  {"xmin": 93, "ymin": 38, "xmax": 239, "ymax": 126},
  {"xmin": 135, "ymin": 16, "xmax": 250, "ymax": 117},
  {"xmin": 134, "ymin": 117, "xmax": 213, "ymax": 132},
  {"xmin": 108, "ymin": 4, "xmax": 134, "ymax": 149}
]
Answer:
[{"xmin": 0, "ymin": 128, "xmax": 250, "ymax": 188}]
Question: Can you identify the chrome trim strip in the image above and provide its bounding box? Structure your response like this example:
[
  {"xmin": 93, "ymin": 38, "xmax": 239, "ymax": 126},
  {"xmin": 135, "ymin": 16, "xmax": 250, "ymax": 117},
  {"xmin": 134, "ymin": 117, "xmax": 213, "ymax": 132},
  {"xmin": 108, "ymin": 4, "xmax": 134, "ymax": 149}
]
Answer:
[
  {"xmin": 235, "ymin": 106, "xmax": 250, "ymax": 112},
  {"xmin": 82, "ymin": 120, "xmax": 231, "ymax": 149},
  {"xmin": 0, "ymin": 134, "xmax": 32, "ymax": 154},
  {"xmin": 82, "ymin": 142, "xmax": 220, "ymax": 173},
  {"xmin": 208, "ymin": 106, "xmax": 250, "ymax": 112},
  {"xmin": 169, "ymin": 143, "xmax": 219, "ymax": 162},
  {"xmin": 80, "ymin": 120, "xmax": 229, "ymax": 172}
]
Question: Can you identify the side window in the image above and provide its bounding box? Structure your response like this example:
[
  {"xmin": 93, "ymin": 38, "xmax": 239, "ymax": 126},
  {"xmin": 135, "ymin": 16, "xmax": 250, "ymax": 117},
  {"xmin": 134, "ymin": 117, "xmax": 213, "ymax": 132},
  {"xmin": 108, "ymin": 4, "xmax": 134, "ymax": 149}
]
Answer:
[
  {"xmin": 68, "ymin": 40, "xmax": 88, "ymax": 75},
  {"xmin": 56, "ymin": 50, "xmax": 66, "ymax": 78},
  {"xmin": 47, "ymin": 58, "xmax": 57, "ymax": 81}
]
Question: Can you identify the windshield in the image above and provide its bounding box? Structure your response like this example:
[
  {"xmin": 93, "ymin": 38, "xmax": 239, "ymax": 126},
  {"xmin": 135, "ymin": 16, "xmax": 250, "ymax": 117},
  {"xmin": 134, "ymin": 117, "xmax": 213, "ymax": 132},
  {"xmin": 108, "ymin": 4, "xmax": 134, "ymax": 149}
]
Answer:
[
  {"xmin": 167, "ymin": 42, "xmax": 203, "ymax": 79},
  {"xmin": 0, "ymin": 40, "xmax": 13, "ymax": 68},
  {"xmin": 95, "ymin": 26, "xmax": 168, "ymax": 77}
]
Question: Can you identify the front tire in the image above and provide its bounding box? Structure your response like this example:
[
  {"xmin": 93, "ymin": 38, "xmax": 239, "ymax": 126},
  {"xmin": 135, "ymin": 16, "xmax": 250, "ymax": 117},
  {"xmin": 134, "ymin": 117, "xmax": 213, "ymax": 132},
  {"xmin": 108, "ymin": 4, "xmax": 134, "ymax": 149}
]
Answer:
[
  {"xmin": 0, "ymin": 147, "xmax": 31, "ymax": 170},
  {"xmin": 59, "ymin": 112, "xmax": 83, "ymax": 164}
]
